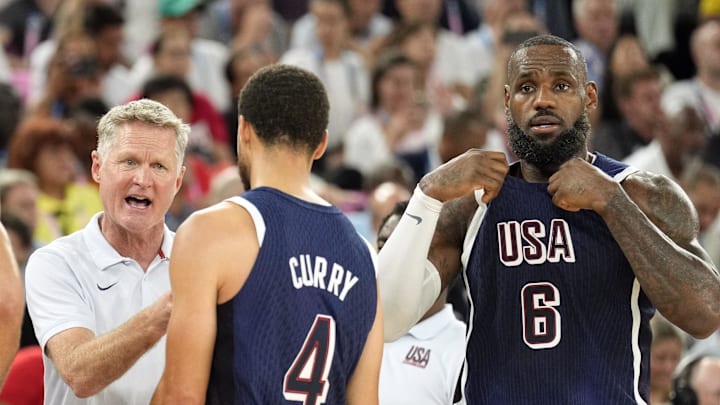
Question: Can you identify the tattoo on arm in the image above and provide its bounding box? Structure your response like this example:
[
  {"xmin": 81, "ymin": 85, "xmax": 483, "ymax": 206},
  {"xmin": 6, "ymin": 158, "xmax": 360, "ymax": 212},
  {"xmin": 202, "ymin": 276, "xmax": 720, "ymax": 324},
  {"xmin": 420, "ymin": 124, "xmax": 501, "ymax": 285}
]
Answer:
[
  {"xmin": 607, "ymin": 172, "xmax": 720, "ymax": 335},
  {"xmin": 430, "ymin": 195, "xmax": 477, "ymax": 290}
]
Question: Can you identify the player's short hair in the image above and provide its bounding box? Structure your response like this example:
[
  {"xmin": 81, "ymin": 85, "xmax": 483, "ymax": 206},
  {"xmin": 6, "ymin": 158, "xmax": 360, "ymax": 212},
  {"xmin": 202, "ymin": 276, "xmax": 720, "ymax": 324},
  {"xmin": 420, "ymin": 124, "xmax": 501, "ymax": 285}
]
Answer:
[
  {"xmin": 238, "ymin": 64, "xmax": 330, "ymax": 154},
  {"xmin": 509, "ymin": 34, "xmax": 589, "ymax": 84}
]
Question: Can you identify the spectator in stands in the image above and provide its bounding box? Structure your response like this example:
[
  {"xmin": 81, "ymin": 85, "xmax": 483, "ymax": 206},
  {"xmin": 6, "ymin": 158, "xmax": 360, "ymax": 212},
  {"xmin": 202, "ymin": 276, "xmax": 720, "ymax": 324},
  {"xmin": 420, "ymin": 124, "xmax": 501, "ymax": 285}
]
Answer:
[
  {"xmin": 376, "ymin": 200, "xmax": 466, "ymax": 405},
  {"xmin": 290, "ymin": 0, "xmax": 392, "ymax": 62},
  {"xmin": 224, "ymin": 46, "xmax": 273, "ymax": 158},
  {"xmin": 0, "ymin": 169, "xmax": 39, "ymax": 246},
  {"xmin": 202, "ymin": 0, "xmax": 289, "ymax": 60},
  {"xmin": 6, "ymin": 117, "xmax": 102, "ymax": 245},
  {"xmin": 28, "ymin": 2, "xmax": 132, "ymax": 109},
  {"xmin": 682, "ymin": 163, "xmax": 720, "ymax": 267},
  {"xmin": 624, "ymin": 104, "xmax": 707, "ymax": 182},
  {"xmin": 129, "ymin": 0, "xmax": 230, "ymax": 113},
  {"xmin": 27, "ymin": 31, "xmax": 102, "ymax": 119},
  {"xmin": 394, "ymin": 0, "xmax": 474, "ymax": 104},
  {"xmin": 650, "ymin": 315, "xmax": 685, "ymax": 405},
  {"xmin": 571, "ymin": 0, "xmax": 619, "ymax": 94},
  {"xmin": 343, "ymin": 51, "xmax": 441, "ymax": 182},
  {"xmin": 281, "ymin": 0, "xmax": 370, "ymax": 169},
  {"xmin": 593, "ymin": 68, "xmax": 665, "ymax": 160}
]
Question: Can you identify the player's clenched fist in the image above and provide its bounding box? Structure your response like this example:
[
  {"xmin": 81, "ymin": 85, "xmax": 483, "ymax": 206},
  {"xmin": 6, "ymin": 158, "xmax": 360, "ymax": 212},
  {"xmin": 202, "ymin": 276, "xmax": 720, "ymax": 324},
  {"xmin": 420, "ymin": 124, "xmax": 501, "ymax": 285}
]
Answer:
[
  {"xmin": 419, "ymin": 149, "xmax": 509, "ymax": 203},
  {"xmin": 547, "ymin": 157, "xmax": 624, "ymax": 212}
]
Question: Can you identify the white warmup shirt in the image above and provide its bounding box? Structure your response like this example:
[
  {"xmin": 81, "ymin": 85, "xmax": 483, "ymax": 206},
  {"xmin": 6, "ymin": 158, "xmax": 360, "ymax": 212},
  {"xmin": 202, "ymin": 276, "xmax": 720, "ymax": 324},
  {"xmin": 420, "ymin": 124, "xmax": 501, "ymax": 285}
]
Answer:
[
  {"xmin": 25, "ymin": 212, "xmax": 174, "ymax": 405},
  {"xmin": 379, "ymin": 304, "xmax": 467, "ymax": 405}
]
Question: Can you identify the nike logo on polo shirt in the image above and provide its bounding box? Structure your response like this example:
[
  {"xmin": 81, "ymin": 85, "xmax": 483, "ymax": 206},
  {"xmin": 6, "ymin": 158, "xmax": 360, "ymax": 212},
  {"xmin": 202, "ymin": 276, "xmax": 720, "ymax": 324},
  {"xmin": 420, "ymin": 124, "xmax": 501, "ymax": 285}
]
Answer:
[
  {"xmin": 97, "ymin": 282, "xmax": 118, "ymax": 291},
  {"xmin": 406, "ymin": 213, "xmax": 423, "ymax": 225}
]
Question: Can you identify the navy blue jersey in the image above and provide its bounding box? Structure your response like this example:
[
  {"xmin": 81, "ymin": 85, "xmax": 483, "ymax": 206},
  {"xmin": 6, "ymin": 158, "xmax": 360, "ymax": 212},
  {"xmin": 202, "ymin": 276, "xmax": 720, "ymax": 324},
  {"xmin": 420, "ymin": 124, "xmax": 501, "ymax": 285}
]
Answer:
[
  {"xmin": 206, "ymin": 187, "xmax": 377, "ymax": 405},
  {"xmin": 462, "ymin": 153, "xmax": 654, "ymax": 404}
]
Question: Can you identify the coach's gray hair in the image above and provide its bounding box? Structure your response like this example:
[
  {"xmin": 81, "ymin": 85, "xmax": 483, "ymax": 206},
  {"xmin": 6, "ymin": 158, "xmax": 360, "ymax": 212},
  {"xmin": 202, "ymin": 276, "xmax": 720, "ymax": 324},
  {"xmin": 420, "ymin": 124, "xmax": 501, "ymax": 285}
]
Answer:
[{"xmin": 96, "ymin": 99, "xmax": 190, "ymax": 172}]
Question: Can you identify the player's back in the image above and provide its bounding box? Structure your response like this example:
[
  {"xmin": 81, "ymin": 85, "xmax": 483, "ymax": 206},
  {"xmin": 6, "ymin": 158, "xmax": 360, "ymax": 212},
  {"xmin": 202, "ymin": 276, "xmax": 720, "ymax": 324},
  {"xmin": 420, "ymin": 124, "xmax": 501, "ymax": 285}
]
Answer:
[
  {"xmin": 462, "ymin": 153, "xmax": 654, "ymax": 404},
  {"xmin": 206, "ymin": 187, "xmax": 378, "ymax": 404}
]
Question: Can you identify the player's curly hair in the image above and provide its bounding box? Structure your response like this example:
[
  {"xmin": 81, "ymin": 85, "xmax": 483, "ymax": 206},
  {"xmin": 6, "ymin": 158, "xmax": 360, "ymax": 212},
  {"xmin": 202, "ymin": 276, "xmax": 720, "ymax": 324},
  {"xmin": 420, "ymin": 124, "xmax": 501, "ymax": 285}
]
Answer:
[{"xmin": 238, "ymin": 64, "xmax": 330, "ymax": 155}]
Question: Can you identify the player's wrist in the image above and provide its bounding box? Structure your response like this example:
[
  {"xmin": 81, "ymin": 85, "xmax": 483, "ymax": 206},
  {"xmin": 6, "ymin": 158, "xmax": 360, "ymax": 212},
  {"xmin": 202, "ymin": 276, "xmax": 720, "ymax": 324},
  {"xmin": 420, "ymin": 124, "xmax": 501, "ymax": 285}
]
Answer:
[{"xmin": 411, "ymin": 185, "xmax": 444, "ymax": 212}]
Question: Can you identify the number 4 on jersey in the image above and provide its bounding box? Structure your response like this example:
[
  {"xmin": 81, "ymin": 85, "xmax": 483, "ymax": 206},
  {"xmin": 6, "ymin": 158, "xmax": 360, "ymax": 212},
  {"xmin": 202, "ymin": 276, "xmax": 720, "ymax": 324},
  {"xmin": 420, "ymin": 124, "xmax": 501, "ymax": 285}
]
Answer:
[{"xmin": 283, "ymin": 315, "xmax": 336, "ymax": 405}]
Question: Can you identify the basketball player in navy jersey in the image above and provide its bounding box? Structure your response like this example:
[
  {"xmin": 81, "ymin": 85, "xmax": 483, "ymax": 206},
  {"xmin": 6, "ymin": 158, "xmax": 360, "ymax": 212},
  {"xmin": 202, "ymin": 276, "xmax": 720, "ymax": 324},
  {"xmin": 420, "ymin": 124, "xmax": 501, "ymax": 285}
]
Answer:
[
  {"xmin": 378, "ymin": 35, "xmax": 720, "ymax": 404},
  {"xmin": 151, "ymin": 64, "xmax": 383, "ymax": 404}
]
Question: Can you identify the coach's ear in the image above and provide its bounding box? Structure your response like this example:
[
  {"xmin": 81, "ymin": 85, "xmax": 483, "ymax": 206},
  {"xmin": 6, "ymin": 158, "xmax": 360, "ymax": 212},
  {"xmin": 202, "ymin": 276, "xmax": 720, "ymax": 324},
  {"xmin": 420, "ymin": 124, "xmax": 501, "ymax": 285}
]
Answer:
[{"xmin": 312, "ymin": 130, "xmax": 328, "ymax": 161}]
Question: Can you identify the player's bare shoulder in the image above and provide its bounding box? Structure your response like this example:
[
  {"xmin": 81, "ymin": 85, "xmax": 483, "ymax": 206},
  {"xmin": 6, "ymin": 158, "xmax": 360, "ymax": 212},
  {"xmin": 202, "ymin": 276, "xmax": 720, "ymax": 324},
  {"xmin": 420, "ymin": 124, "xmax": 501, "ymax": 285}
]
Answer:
[{"xmin": 621, "ymin": 170, "xmax": 699, "ymax": 242}]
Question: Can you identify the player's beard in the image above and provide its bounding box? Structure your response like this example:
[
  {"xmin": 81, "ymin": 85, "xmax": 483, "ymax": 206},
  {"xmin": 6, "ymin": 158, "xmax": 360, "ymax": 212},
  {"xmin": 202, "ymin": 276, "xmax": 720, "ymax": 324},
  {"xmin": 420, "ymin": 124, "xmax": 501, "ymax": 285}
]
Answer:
[{"xmin": 507, "ymin": 109, "xmax": 590, "ymax": 172}]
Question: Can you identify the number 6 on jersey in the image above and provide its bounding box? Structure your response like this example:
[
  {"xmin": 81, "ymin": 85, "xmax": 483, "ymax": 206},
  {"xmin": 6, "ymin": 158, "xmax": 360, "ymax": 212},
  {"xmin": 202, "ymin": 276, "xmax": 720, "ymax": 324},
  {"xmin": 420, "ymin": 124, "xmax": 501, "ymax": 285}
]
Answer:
[
  {"xmin": 521, "ymin": 282, "xmax": 561, "ymax": 349},
  {"xmin": 283, "ymin": 315, "xmax": 336, "ymax": 404}
]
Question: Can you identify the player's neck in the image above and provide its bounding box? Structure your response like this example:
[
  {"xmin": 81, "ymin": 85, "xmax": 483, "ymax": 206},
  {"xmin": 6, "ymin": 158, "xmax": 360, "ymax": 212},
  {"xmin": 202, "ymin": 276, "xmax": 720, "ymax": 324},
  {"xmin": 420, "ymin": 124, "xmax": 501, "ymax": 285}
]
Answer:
[
  {"xmin": 249, "ymin": 151, "xmax": 328, "ymax": 205},
  {"xmin": 518, "ymin": 149, "xmax": 591, "ymax": 183}
]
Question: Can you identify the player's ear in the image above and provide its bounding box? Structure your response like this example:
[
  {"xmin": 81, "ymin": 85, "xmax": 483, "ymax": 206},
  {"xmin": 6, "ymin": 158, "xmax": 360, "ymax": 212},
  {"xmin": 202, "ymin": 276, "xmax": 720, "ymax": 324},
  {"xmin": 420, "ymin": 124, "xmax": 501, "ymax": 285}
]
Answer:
[
  {"xmin": 504, "ymin": 85, "xmax": 511, "ymax": 109},
  {"xmin": 584, "ymin": 81, "xmax": 598, "ymax": 112},
  {"xmin": 238, "ymin": 115, "xmax": 253, "ymax": 145},
  {"xmin": 312, "ymin": 130, "xmax": 328, "ymax": 161}
]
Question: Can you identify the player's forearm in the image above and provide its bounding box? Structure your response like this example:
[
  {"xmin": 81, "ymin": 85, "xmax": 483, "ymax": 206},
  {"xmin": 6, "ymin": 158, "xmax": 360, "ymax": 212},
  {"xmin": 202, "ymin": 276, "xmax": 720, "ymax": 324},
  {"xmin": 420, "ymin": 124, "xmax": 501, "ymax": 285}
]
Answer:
[
  {"xmin": 59, "ymin": 307, "xmax": 167, "ymax": 397},
  {"xmin": 599, "ymin": 190, "xmax": 720, "ymax": 338},
  {"xmin": 377, "ymin": 187, "xmax": 443, "ymax": 341},
  {"xmin": 0, "ymin": 227, "xmax": 25, "ymax": 388},
  {"xmin": 0, "ymin": 287, "xmax": 24, "ymax": 389}
]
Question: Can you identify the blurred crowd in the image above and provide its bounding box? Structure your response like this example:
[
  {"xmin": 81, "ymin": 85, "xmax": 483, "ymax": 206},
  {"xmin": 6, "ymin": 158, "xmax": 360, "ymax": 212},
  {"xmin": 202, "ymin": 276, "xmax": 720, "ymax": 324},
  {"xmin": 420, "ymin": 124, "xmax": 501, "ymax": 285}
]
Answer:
[{"xmin": 0, "ymin": 0, "xmax": 720, "ymax": 403}]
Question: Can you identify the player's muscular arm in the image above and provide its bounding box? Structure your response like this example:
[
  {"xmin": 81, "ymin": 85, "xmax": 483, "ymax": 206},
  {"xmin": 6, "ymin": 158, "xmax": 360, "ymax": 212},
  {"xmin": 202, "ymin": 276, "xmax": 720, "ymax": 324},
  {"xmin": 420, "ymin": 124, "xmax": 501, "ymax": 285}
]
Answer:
[
  {"xmin": 549, "ymin": 160, "xmax": 720, "ymax": 337},
  {"xmin": 46, "ymin": 293, "xmax": 171, "ymax": 398},
  {"xmin": 0, "ymin": 224, "xmax": 23, "ymax": 389},
  {"xmin": 615, "ymin": 172, "xmax": 720, "ymax": 338},
  {"xmin": 347, "ymin": 281, "xmax": 383, "ymax": 405},
  {"xmin": 379, "ymin": 150, "xmax": 508, "ymax": 341},
  {"xmin": 429, "ymin": 194, "xmax": 478, "ymax": 290}
]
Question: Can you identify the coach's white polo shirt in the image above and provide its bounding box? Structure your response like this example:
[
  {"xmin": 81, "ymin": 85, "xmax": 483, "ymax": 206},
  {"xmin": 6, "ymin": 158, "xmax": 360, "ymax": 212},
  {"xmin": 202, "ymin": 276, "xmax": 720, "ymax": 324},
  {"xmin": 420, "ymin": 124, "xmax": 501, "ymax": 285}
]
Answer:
[
  {"xmin": 25, "ymin": 212, "xmax": 174, "ymax": 405},
  {"xmin": 379, "ymin": 304, "xmax": 467, "ymax": 405}
]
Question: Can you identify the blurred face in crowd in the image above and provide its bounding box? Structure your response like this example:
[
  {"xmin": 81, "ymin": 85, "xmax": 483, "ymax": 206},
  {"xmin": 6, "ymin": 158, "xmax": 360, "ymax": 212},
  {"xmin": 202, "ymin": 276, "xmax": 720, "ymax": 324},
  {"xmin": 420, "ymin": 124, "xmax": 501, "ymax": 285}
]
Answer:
[
  {"xmin": 396, "ymin": 0, "xmax": 442, "ymax": 25},
  {"xmin": 665, "ymin": 107, "xmax": 707, "ymax": 168},
  {"xmin": 618, "ymin": 77, "xmax": 664, "ymax": 135},
  {"xmin": 92, "ymin": 122, "xmax": 184, "ymax": 236},
  {"xmin": 229, "ymin": 51, "xmax": 272, "ymax": 97},
  {"xmin": 400, "ymin": 25, "xmax": 436, "ymax": 69},
  {"xmin": 693, "ymin": 21, "xmax": 720, "ymax": 79},
  {"xmin": 692, "ymin": 358, "xmax": 720, "ymax": 405},
  {"xmin": 96, "ymin": 25, "xmax": 124, "ymax": 70},
  {"xmin": 154, "ymin": 30, "xmax": 192, "ymax": 78},
  {"xmin": 150, "ymin": 89, "xmax": 192, "ymax": 124},
  {"xmin": 481, "ymin": 0, "xmax": 528, "ymax": 27},
  {"xmin": 609, "ymin": 35, "xmax": 650, "ymax": 77},
  {"xmin": 312, "ymin": 0, "xmax": 349, "ymax": 54},
  {"xmin": 378, "ymin": 63, "xmax": 417, "ymax": 113},
  {"xmin": 3, "ymin": 182, "xmax": 38, "ymax": 231},
  {"xmin": 574, "ymin": 0, "xmax": 618, "ymax": 52},
  {"xmin": 348, "ymin": 0, "xmax": 380, "ymax": 30},
  {"xmin": 35, "ymin": 143, "xmax": 77, "ymax": 192},
  {"xmin": 376, "ymin": 212, "xmax": 401, "ymax": 251},
  {"xmin": 48, "ymin": 34, "xmax": 100, "ymax": 101},
  {"xmin": 649, "ymin": 336, "xmax": 683, "ymax": 400},
  {"xmin": 686, "ymin": 179, "xmax": 720, "ymax": 233}
]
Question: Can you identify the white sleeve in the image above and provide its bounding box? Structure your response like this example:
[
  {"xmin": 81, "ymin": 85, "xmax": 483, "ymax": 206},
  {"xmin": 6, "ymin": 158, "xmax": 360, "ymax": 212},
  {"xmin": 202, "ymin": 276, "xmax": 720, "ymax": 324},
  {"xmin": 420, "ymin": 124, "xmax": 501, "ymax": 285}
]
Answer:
[
  {"xmin": 377, "ymin": 186, "xmax": 443, "ymax": 342},
  {"xmin": 25, "ymin": 248, "xmax": 95, "ymax": 349}
]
